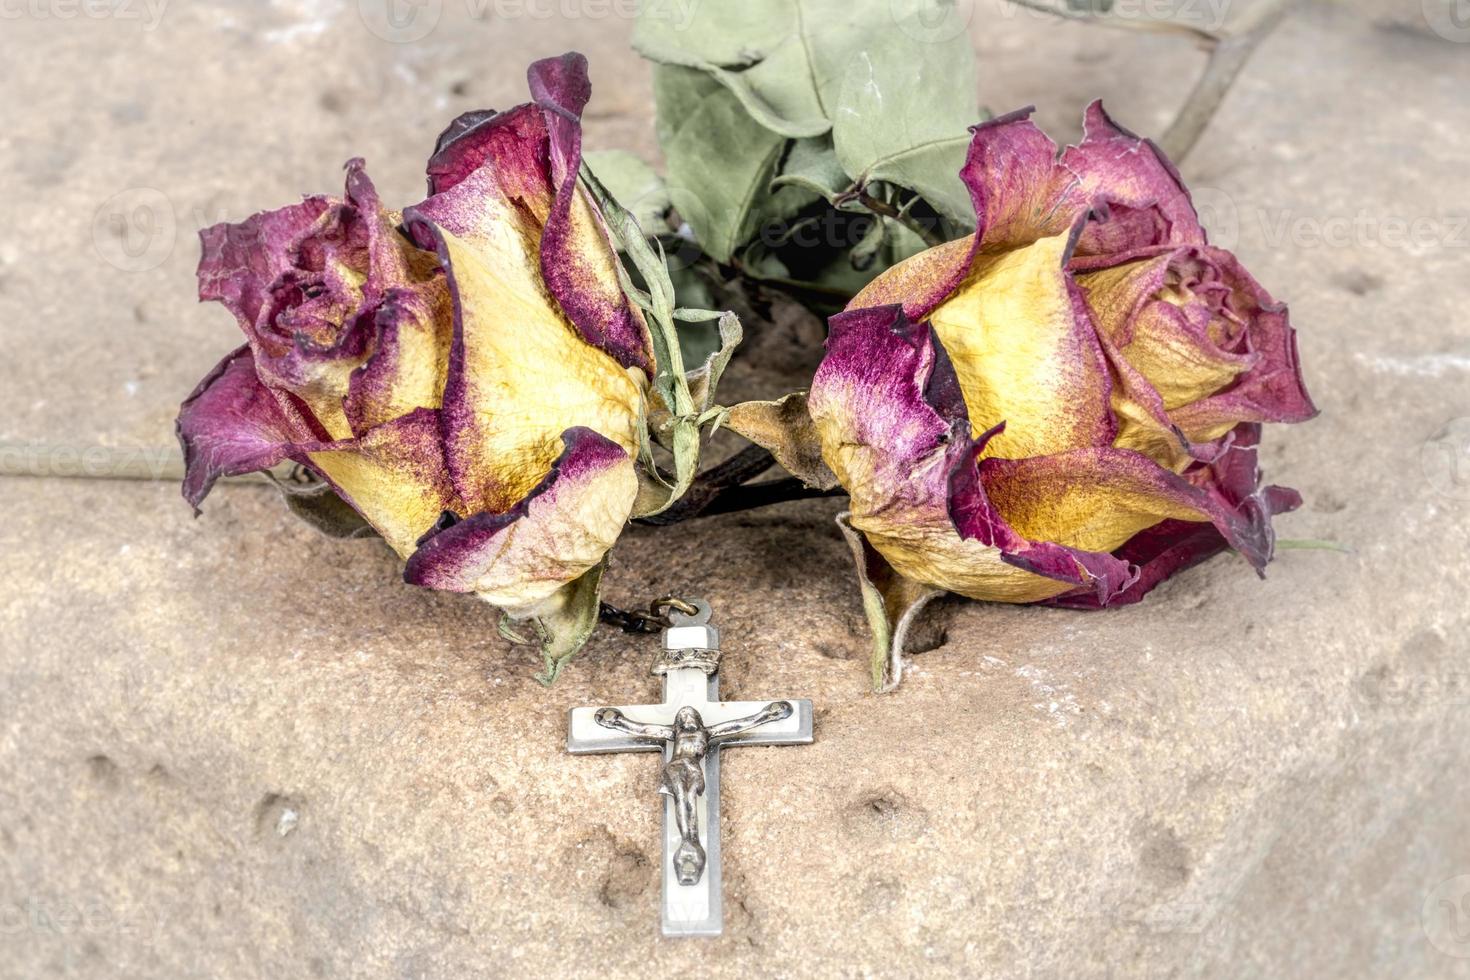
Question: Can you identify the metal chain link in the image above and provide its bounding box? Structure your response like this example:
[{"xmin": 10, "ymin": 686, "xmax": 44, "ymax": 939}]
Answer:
[{"xmin": 598, "ymin": 596, "xmax": 698, "ymax": 634}]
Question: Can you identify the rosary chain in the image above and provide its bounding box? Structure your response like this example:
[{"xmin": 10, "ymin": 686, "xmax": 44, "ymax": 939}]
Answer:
[{"xmin": 597, "ymin": 596, "xmax": 699, "ymax": 634}]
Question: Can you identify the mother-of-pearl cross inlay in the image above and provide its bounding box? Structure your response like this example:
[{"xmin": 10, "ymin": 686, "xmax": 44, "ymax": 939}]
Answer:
[{"xmin": 567, "ymin": 601, "xmax": 813, "ymax": 937}]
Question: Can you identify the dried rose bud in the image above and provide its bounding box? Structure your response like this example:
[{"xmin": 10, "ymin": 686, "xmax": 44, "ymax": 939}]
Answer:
[
  {"xmin": 178, "ymin": 53, "xmax": 651, "ymax": 621},
  {"xmin": 809, "ymin": 104, "xmax": 1317, "ymax": 616}
]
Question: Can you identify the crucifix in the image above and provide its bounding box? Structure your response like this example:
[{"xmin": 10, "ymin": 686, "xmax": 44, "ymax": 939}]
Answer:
[{"xmin": 567, "ymin": 598, "xmax": 813, "ymax": 937}]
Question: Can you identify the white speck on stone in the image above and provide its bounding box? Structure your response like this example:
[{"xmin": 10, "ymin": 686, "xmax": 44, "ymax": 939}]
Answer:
[
  {"xmin": 124, "ymin": 381, "xmax": 139, "ymax": 396},
  {"xmin": 276, "ymin": 808, "xmax": 298, "ymax": 837},
  {"xmin": 262, "ymin": 0, "xmax": 335, "ymax": 45}
]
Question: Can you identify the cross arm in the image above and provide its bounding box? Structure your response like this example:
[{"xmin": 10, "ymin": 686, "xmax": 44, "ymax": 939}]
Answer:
[
  {"xmin": 566, "ymin": 703, "xmax": 670, "ymax": 755},
  {"xmin": 702, "ymin": 698, "xmax": 814, "ymax": 748},
  {"xmin": 565, "ymin": 698, "xmax": 813, "ymax": 754}
]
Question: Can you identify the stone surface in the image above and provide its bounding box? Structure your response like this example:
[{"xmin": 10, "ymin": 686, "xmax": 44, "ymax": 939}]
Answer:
[{"xmin": 2, "ymin": 0, "xmax": 1469, "ymax": 977}]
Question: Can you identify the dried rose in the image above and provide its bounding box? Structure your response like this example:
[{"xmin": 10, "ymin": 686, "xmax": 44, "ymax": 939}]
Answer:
[
  {"xmin": 807, "ymin": 104, "xmax": 1317, "ymax": 664},
  {"xmin": 177, "ymin": 54, "xmax": 657, "ymax": 649}
]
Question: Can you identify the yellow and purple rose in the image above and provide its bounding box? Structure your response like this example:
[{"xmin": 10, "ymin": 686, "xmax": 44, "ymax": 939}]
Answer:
[
  {"xmin": 178, "ymin": 54, "xmax": 653, "ymax": 619},
  {"xmin": 809, "ymin": 104, "xmax": 1317, "ymax": 611}
]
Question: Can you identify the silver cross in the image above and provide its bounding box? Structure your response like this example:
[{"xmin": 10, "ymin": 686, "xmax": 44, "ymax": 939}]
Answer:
[{"xmin": 567, "ymin": 599, "xmax": 813, "ymax": 937}]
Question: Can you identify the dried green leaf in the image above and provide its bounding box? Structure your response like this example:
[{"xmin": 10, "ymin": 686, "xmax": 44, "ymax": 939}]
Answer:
[
  {"xmin": 724, "ymin": 393, "xmax": 837, "ymax": 490},
  {"xmin": 529, "ymin": 559, "xmax": 607, "ymax": 685},
  {"xmin": 772, "ymin": 135, "xmax": 852, "ymax": 202},
  {"xmin": 583, "ymin": 149, "xmax": 670, "ymax": 234},
  {"xmin": 836, "ymin": 513, "xmax": 943, "ymax": 692},
  {"xmin": 635, "ymin": 0, "xmax": 866, "ymax": 138},
  {"xmin": 832, "ymin": 8, "xmax": 979, "ymax": 226},
  {"xmin": 653, "ymin": 66, "xmax": 817, "ymax": 263},
  {"xmin": 683, "ymin": 311, "xmax": 743, "ymax": 413}
]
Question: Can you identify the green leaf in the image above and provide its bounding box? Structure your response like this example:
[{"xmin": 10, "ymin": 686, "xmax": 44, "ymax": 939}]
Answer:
[
  {"xmin": 640, "ymin": 1, "xmax": 981, "ymax": 265},
  {"xmin": 831, "ymin": 8, "xmax": 980, "ymax": 226},
  {"xmin": 653, "ymin": 66, "xmax": 818, "ymax": 263},
  {"xmin": 635, "ymin": 0, "xmax": 865, "ymax": 138},
  {"xmin": 835, "ymin": 513, "xmax": 943, "ymax": 692},
  {"xmin": 681, "ymin": 311, "xmax": 743, "ymax": 413},
  {"xmin": 583, "ymin": 149, "xmax": 671, "ymax": 235},
  {"xmin": 580, "ymin": 158, "xmax": 730, "ymax": 517},
  {"xmin": 772, "ymin": 135, "xmax": 852, "ymax": 202},
  {"xmin": 529, "ymin": 559, "xmax": 607, "ymax": 685}
]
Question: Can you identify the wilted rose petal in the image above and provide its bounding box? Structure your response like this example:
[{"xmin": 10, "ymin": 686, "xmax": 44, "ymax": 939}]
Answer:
[
  {"xmin": 177, "ymin": 345, "xmax": 309, "ymax": 511},
  {"xmin": 304, "ymin": 408, "xmax": 463, "ymax": 557},
  {"xmin": 406, "ymin": 220, "xmax": 643, "ymax": 516},
  {"xmin": 342, "ymin": 284, "xmax": 453, "ymax": 435},
  {"xmin": 1044, "ymin": 424, "xmax": 1302, "ymax": 608},
  {"xmin": 403, "ymin": 428, "xmax": 638, "ymax": 614},
  {"xmin": 813, "ymin": 304, "xmax": 1111, "ymax": 604},
  {"xmin": 927, "ymin": 225, "xmax": 1115, "ymax": 460},
  {"xmin": 1062, "ymin": 101, "xmax": 1205, "ymax": 252}
]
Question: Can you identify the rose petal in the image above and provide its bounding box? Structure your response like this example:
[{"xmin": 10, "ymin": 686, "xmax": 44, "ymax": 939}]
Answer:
[
  {"xmin": 176, "ymin": 345, "xmax": 307, "ymax": 512},
  {"xmin": 1061, "ymin": 101, "xmax": 1205, "ymax": 249},
  {"xmin": 303, "ymin": 408, "xmax": 463, "ymax": 558},
  {"xmin": 1165, "ymin": 247, "xmax": 1319, "ymax": 437},
  {"xmin": 402, "ymin": 427, "xmax": 637, "ymax": 613},
  {"xmin": 850, "ymin": 111, "xmax": 1114, "ymax": 462},
  {"xmin": 1077, "ymin": 249, "xmax": 1252, "ymax": 468},
  {"xmin": 416, "ymin": 54, "xmax": 653, "ymax": 375},
  {"xmin": 927, "ymin": 221, "xmax": 1116, "ymax": 460},
  {"xmin": 849, "ymin": 107, "xmax": 1082, "ymax": 322},
  {"xmin": 960, "ymin": 106, "xmax": 1083, "ymax": 250},
  {"xmin": 406, "ymin": 221, "xmax": 642, "ymax": 515},
  {"xmin": 1082, "ymin": 251, "xmax": 1255, "ymax": 409},
  {"xmin": 197, "ymin": 199, "xmax": 332, "ymax": 341},
  {"xmin": 198, "ymin": 161, "xmax": 441, "ymax": 440},
  {"xmin": 811, "ymin": 305, "xmax": 1082, "ymax": 604},
  {"xmin": 343, "ymin": 283, "xmax": 453, "ymax": 434},
  {"xmin": 1044, "ymin": 423, "xmax": 1302, "ymax": 608},
  {"xmin": 979, "ymin": 447, "xmax": 1257, "ymax": 562}
]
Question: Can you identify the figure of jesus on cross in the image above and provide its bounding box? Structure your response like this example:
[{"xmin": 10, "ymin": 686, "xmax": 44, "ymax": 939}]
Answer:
[
  {"xmin": 568, "ymin": 599, "xmax": 813, "ymax": 937},
  {"xmin": 594, "ymin": 700, "xmax": 795, "ymax": 886}
]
